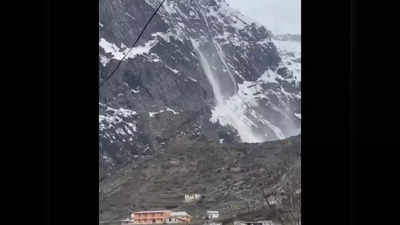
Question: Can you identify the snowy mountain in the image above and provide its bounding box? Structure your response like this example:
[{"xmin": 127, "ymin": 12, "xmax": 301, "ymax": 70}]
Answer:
[{"xmin": 99, "ymin": 0, "xmax": 301, "ymax": 174}]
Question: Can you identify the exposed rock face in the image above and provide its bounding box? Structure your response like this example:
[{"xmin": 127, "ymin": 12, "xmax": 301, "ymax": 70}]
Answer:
[{"xmin": 99, "ymin": 0, "xmax": 301, "ymax": 175}]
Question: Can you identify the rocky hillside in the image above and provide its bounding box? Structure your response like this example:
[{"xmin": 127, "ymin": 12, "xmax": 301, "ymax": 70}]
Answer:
[
  {"xmin": 100, "ymin": 135, "xmax": 301, "ymax": 225},
  {"xmin": 99, "ymin": 0, "xmax": 301, "ymax": 174}
]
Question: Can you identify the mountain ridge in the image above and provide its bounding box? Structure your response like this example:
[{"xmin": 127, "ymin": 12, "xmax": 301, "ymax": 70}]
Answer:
[{"xmin": 99, "ymin": 0, "xmax": 301, "ymax": 180}]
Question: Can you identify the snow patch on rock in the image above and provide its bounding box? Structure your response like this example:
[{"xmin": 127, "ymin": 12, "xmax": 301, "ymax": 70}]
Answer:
[
  {"xmin": 99, "ymin": 38, "xmax": 158, "ymax": 62},
  {"xmin": 149, "ymin": 106, "xmax": 180, "ymax": 118},
  {"xmin": 99, "ymin": 104, "xmax": 138, "ymax": 138}
]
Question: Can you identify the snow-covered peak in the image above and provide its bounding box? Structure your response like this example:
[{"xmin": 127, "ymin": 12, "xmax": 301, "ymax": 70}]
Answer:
[
  {"xmin": 99, "ymin": 0, "xmax": 301, "ymax": 164},
  {"xmin": 273, "ymin": 35, "xmax": 301, "ymax": 83}
]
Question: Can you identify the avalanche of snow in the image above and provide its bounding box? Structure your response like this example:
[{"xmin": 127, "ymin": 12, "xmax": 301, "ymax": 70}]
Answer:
[
  {"xmin": 210, "ymin": 80, "xmax": 286, "ymax": 142},
  {"xmin": 192, "ymin": 38, "xmax": 285, "ymax": 143},
  {"xmin": 99, "ymin": 0, "xmax": 301, "ymax": 144},
  {"xmin": 258, "ymin": 117, "xmax": 285, "ymax": 140},
  {"xmin": 213, "ymin": 40, "xmax": 237, "ymax": 87}
]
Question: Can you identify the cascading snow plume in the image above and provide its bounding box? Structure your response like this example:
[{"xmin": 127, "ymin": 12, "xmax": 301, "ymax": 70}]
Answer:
[
  {"xmin": 191, "ymin": 39, "xmax": 279, "ymax": 143},
  {"xmin": 99, "ymin": 0, "xmax": 301, "ymax": 162}
]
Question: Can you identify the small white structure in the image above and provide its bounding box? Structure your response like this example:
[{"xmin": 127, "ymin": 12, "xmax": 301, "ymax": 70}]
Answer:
[
  {"xmin": 167, "ymin": 211, "xmax": 192, "ymax": 224},
  {"xmin": 206, "ymin": 211, "xmax": 219, "ymax": 219},
  {"xmin": 184, "ymin": 193, "xmax": 201, "ymax": 202}
]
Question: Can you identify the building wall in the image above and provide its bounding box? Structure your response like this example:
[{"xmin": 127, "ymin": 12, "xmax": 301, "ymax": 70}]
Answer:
[
  {"xmin": 131, "ymin": 211, "xmax": 191, "ymax": 224},
  {"xmin": 166, "ymin": 217, "xmax": 178, "ymax": 223},
  {"xmin": 132, "ymin": 211, "xmax": 171, "ymax": 224}
]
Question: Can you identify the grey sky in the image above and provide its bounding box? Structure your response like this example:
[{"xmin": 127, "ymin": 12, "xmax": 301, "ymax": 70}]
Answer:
[{"xmin": 226, "ymin": 0, "xmax": 301, "ymax": 35}]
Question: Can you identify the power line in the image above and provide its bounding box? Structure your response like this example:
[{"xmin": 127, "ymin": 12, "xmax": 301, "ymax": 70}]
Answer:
[
  {"xmin": 99, "ymin": 0, "xmax": 167, "ymax": 219},
  {"xmin": 99, "ymin": 0, "xmax": 167, "ymax": 88}
]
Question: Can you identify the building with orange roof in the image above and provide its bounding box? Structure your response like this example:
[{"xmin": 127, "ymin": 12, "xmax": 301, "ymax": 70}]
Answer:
[{"xmin": 129, "ymin": 210, "xmax": 192, "ymax": 224}]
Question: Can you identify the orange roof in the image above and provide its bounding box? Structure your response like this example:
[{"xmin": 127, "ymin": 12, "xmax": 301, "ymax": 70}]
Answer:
[{"xmin": 134, "ymin": 210, "xmax": 172, "ymax": 214}]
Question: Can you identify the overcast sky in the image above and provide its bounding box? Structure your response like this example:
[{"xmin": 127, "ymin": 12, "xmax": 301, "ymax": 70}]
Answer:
[{"xmin": 226, "ymin": 0, "xmax": 301, "ymax": 35}]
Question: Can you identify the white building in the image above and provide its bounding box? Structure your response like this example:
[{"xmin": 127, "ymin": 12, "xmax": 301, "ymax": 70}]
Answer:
[
  {"xmin": 206, "ymin": 211, "xmax": 219, "ymax": 219},
  {"xmin": 166, "ymin": 211, "xmax": 192, "ymax": 224},
  {"xmin": 184, "ymin": 193, "xmax": 201, "ymax": 202}
]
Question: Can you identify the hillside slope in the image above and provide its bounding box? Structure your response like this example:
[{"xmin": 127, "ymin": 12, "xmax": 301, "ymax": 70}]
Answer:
[{"xmin": 100, "ymin": 135, "xmax": 301, "ymax": 225}]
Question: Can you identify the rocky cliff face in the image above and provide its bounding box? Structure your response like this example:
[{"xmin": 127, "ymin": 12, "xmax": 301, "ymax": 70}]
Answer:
[{"xmin": 99, "ymin": 0, "xmax": 301, "ymax": 174}]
